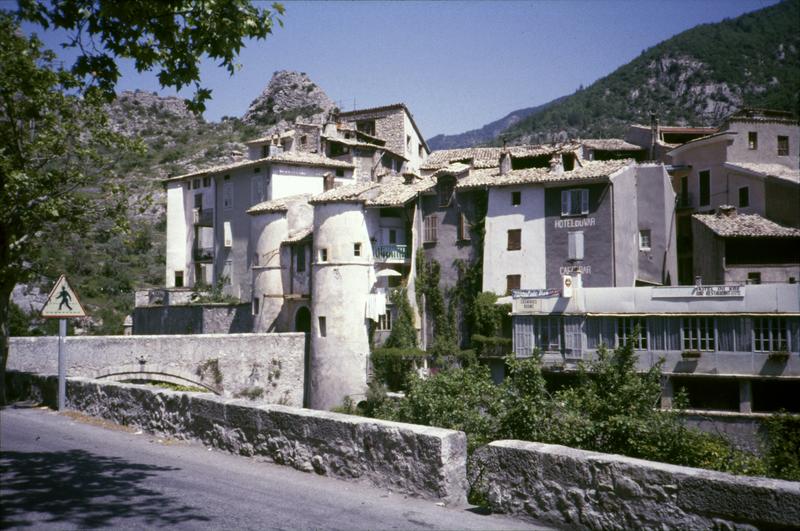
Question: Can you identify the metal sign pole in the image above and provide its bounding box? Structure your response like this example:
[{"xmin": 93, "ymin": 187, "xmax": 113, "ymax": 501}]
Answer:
[{"xmin": 58, "ymin": 318, "xmax": 66, "ymax": 410}]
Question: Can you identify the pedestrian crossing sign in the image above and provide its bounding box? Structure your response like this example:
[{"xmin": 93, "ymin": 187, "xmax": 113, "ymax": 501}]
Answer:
[{"xmin": 41, "ymin": 275, "xmax": 87, "ymax": 318}]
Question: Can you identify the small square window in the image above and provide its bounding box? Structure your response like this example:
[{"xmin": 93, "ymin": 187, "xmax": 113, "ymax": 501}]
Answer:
[
  {"xmin": 748, "ymin": 132, "xmax": 757, "ymax": 150},
  {"xmin": 336, "ymin": 168, "xmax": 344, "ymax": 177},
  {"xmin": 202, "ymin": 177, "xmax": 211, "ymax": 187},
  {"xmin": 193, "ymin": 178, "xmax": 201, "ymax": 189},
  {"xmin": 506, "ymin": 274, "xmax": 521, "ymax": 295},
  {"xmin": 253, "ymin": 166, "xmax": 260, "ymax": 173},
  {"xmin": 224, "ymin": 174, "xmax": 230, "ymax": 181},
  {"xmin": 319, "ymin": 248, "xmax": 328, "ymax": 262},
  {"xmin": 507, "ymin": 229, "xmax": 521, "ymax": 251},
  {"xmin": 174, "ymin": 271, "xmax": 184, "ymax": 288},
  {"xmin": 301, "ymin": 135, "xmax": 307, "ymax": 146},
  {"xmin": 639, "ymin": 229, "xmax": 651, "ymax": 251},
  {"xmin": 778, "ymin": 136, "xmax": 789, "ymax": 156},
  {"xmin": 354, "ymin": 242, "xmax": 361, "ymax": 257},
  {"xmin": 318, "ymin": 316, "xmax": 327, "ymax": 337},
  {"xmin": 747, "ymin": 272, "xmax": 761, "ymax": 285},
  {"xmin": 739, "ymin": 186, "xmax": 749, "ymax": 208},
  {"xmin": 511, "ymin": 191, "xmax": 521, "ymax": 206}
]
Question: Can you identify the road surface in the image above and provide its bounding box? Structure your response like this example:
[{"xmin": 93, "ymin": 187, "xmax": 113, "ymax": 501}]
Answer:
[{"xmin": 1, "ymin": 405, "xmax": 550, "ymax": 530}]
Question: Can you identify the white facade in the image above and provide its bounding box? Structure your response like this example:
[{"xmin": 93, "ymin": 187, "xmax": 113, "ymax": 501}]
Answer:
[{"xmin": 483, "ymin": 186, "xmax": 546, "ymax": 294}]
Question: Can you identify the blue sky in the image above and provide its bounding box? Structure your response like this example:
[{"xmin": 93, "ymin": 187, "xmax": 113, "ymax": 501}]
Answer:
[{"xmin": 20, "ymin": 0, "xmax": 780, "ymax": 137}]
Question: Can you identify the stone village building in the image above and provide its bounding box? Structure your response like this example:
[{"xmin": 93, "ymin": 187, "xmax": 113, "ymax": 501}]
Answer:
[{"xmin": 139, "ymin": 104, "xmax": 799, "ymax": 412}]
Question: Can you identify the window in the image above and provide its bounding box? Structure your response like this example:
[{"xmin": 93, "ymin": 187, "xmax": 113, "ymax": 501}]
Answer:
[
  {"xmin": 194, "ymin": 193, "xmax": 203, "ymax": 209},
  {"xmin": 506, "ymin": 274, "xmax": 521, "ymax": 295},
  {"xmin": 507, "ymin": 229, "xmax": 521, "ymax": 251},
  {"xmin": 202, "ymin": 177, "xmax": 211, "ymax": 187},
  {"xmin": 252, "ymin": 296, "xmax": 260, "ymax": 316},
  {"xmin": 223, "ymin": 221, "xmax": 232, "ymax": 247},
  {"xmin": 378, "ymin": 311, "xmax": 392, "ymax": 331},
  {"xmin": 511, "ymin": 191, "xmax": 521, "ymax": 206},
  {"xmin": 699, "ymin": 170, "xmax": 710, "ymax": 207},
  {"xmin": 253, "ymin": 166, "xmax": 260, "ymax": 173},
  {"xmin": 568, "ymin": 231, "xmax": 584, "ymax": 260},
  {"xmin": 296, "ymin": 246, "xmax": 306, "ymax": 272},
  {"xmin": 335, "ymin": 168, "xmax": 344, "ymax": 177},
  {"xmin": 300, "ymin": 135, "xmax": 307, "ymax": 147},
  {"xmin": 223, "ymin": 181, "xmax": 233, "ymax": 209},
  {"xmin": 747, "ymin": 272, "xmax": 761, "ymax": 285},
  {"xmin": 389, "ymin": 229, "xmax": 397, "ymax": 244},
  {"xmin": 406, "ymin": 134, "xmax": 411, "ymax": 151},
  {"xmin": 224, "ymin": 174, "xmax": 230, "ymax": 181},
  {"xmin": 438, "ymin": 178, "xmax": 454, "ymax": 207},
  {"xmin": 561, "ymin": 189, "xmax": 589, "ymax": 216},
  {"xmin": 738, "ymin": 186, "xmax": 749, "ymax": 208},
  {"xmin": 356, "ymin": 120, "xmax": 375, "ymax": 136},
  {"xmin": 458, "ymin": 212, "xmax": 471, "ymax": 241},
  {"xmin": 423, "ymin": 215, "xmax": 438, "ymax": 243},
  {"xmin": 354, "ymin": 242, "xmax": 361, "ymax": 257},
  {"xmin": 777, "ymin": 136, "xmax": 789, "ymax": 156},
  {"xmin": 753, "ymin": 318, "xmax": 788, "ymax": 352},
  {"xmin": 324, "ymin": 173, "xmax": 335, "ymax": 191},
  {"xmin": 318, "ymin": 248, "xmax": 328, "ymax": 262},
  {"xmin": 639, "ymin": 229, "xmax": 651, "ymax": 251},
  {"xmin": 222, "ymin": 261, "xmax": 232, "ymax": 285},
  {"xmin": 193, "ymin": 178, "xmax": 201, "ymax": 189},
  {"xmin": 261, "ymin": 145, "xmax": 268, "ymax": 158},
  {"xmin": 174, "ymin": 271, "xmax": 184, "ymax": 288},
  {"xmin": 748, "ymin": 132, "xmax": 758, "ymax": 150},
  {"xmin": 617, "ymin": 318, "xmax": 648, "ymax": 350},
  {"xmin": 532, "ymin": 317, "xmax": 562, "ymax": 352},
  {"xmin": 682, "ymin": 317, "xmax": 715, "ymax": 351},
  {"xmin": 318, "ymin": 316, "xmax": 326, "ymax": 337},
  {"xmin": 253, "ymin": 252, "xmax": 259, "ymax": 266},
  {"xmin": 251, "ymin": 176, "xmax": 266, "ymax": 205},
  {"xmin": 418, "ymin": 144, "xmax": 424, "ymax": 158}
]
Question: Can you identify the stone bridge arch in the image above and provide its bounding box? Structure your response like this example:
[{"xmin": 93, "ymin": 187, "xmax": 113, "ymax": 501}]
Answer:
[{"xmin": 93, "ymin": 364, "xmax": 221, "ymax": 395}]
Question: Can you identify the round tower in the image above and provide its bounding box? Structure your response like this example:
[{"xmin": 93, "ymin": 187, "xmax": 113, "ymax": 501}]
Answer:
[{"xmin": 310, "ymin": 200, "xmax": 374, "ymax": 410}]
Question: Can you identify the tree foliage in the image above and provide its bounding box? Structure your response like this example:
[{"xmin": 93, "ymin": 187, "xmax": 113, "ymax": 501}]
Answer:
[{"xmin": 16, "ymin": 0, "xmax": 285, "ymax": 112}]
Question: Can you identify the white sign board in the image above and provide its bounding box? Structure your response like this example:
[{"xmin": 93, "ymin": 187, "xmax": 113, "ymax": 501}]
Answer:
[{"xmin": 41, "ymin": 275, "xmax": 87, "ymax": 318}]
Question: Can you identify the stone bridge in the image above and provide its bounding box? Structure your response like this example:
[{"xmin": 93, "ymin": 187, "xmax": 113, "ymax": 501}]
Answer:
[{"xmin": 7, "ymin": 333, "xmax": 306, "ymax": 406}]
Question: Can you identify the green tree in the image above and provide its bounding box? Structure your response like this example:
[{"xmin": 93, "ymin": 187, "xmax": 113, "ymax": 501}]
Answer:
[{"xmin": 16, "ymin": 0, "xmax": 285, "ymax": 112}]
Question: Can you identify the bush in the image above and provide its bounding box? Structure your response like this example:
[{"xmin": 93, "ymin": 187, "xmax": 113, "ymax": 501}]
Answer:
[
  {"xmin": 763, "ymin": 411, "xmax": 800, "ymax": 481},
  {"xmin": 370, "ymin": 347, "xmax": 426, "ymax": 391}
]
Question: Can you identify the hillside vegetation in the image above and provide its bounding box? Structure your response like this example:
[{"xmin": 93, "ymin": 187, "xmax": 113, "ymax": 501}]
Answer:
[{"xmin": 494, "ymin": 0, "xmax": 800, "ymax": 145}]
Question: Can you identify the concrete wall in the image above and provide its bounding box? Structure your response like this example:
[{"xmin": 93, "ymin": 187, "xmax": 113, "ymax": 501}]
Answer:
[
  {"xmin": 725, "ymin": 119, "xmax": 800, "ymax": 169},
  {"xmin": 691, "ymin": 219, "xmax": 726, "ymax": 284},
  {"xmin": 8, "ymin": 333, "xmax": 304, "ymax": 406},
  {"xmin": 133, "ymin": 303, "xmax": 252, "ymax": 335},
  {"xmin": 5, "ymin": 372, "xmax": 467, "ymax": 505},
  {"xmin": 472, "ymin": 439, "xmax": 800, "ymax": 530},
  {"xmin": 165, "ymin": 181, "xmax": 189, "ymax": 288},
  {"xmin": 483, "ymin": 185, "xmax": 546, "ymax": 294},
  {"xmin": 632, "ymin": 164, "xmax": 678, "ymax": 286},
  {"xmin": 765, "ymin": 178, "xmax": 800, "ymax": 228}
]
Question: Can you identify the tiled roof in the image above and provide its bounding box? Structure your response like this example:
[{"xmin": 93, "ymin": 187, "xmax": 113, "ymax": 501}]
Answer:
[
  {"xmin": 244, "ymin": 130, "xmax": 296, "ymax": 145},
  {"xmin": 365, "ymin": 176, "xmax": 436, "ymax": 207},
  {"xmin": 693, "ymin": 211, "xmax": 800, "ymax": 238},
  {"xmin": 309, "ymin": 181, "xmax": 379, "ymax": 204},
  {"xmin": 431, "ymin": 162, "xmax": 471, "ymax": 177},
  {"xmin": 247, "ymin": 193, "xmax": 312, "ymax": 215},
  {"xmin": 581, "ymin": 139, "xmax": 643, "ymax": 151},
  {"xmin": 283, "ymin": 227, "xmax": 313, "ymax": 243},
  {"xmin": 456, "ymin": 159, "xmax": 633, "ymax": 190},
  {"xmin": 724, "ymin": 162, "xmax": 800, "ymax": 184},
  {"xmin": 726, "ymin": 108, "xmax": 799, "ymax": 125},
  {"xmin": 667, "ymin": 131, "xmax": 735, "ymax": 156},
  {"xmin": 165, "ymin": 152, "xmax": 354, "ymax": 182},
  {"xmin": 421, "ymin": 144, "xmax": 581, "ymax": 171}
]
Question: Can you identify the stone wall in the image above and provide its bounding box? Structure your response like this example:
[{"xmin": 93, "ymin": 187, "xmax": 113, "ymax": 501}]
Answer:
[
  {"xmin": 471, "ymin": 440, "xmax": 800, "ymax": 530},
  {"xmin": 5, "ymin": 372, "xmax": 467, "ymax": 505},
  {"xmin": 8, "ymin": 333, "xmax": 304, "ymax": 406},
  {"xmin": 133, "ymin": 303, "xmax": 253, "ymax": 335}
]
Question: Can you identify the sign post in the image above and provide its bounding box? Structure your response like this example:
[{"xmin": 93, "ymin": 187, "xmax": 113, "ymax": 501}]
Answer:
[{"xmin": 41, "ymin": 275, "xmax": 87, "ymax": 410}]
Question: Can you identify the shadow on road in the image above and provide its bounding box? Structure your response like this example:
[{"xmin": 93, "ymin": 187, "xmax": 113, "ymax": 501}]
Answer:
[{"xmin": 0, "ymin": 448, "xmax": 211, "ymax": 528}]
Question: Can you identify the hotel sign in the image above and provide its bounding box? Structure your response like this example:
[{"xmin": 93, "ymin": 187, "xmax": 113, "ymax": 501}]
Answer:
[
  {"xmin": 512, "ymin": 288, "xmax": 561, "ymax": 299},
  {"xmin": 652, "ymin": 285, "xmax": 744, "ymax": 298}
]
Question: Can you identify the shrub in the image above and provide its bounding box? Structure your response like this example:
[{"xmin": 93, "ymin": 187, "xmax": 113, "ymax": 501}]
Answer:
[
  {"xmin": 371, "ymin": 347, "xmax": 426, "ymax": 391},
  {"xmin": 763, "ymin": 411, "xmax": 800, "ymax": 481}
]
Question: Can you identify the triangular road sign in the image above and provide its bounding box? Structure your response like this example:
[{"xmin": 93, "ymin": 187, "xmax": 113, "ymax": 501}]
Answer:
[{"xmin": 41, "ymin": 275, "xmax": 87, "ymax": 318}]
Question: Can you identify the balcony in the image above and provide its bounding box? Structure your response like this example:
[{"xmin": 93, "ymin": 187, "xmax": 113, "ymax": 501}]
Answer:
[
  {"xmin": 193, "ymin": 245, "xmax": 214, "ymax": 262},
  {"xmin": 374, "ymin": 244, "xmax": 409, "ymax": 262},
  {"xmin": 193, "ymin": 208, "xmax": 214, "ymax": 226}
]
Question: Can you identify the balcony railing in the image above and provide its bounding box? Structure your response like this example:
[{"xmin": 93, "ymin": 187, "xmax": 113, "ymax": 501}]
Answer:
[
  {"xmin": 374, "ymin": 244, "xmax": 409, "ymax": 261},
  {"xmin": 193, "ymin": 246, "xmax": 214, "ymax": 262},
  {"xmin": 193, "ymin": 208, "xmax": 214, "ymax": 226}
]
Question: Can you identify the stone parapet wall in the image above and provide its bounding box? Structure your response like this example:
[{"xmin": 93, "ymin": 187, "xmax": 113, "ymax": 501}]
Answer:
[
  {"xmin": 8, "ymin": 333, "xmax": 303, "ymax": 406},
  {"xmin": 471, "ymin": 440, "xmax": 800, "ymax": 530},
  {"xmin": 133, "ymin": 303, "xmax": 252, "ymax": 334},
  {"xmin": 5, "ymin": 372, "xmax": 468, "ymax": 505}
]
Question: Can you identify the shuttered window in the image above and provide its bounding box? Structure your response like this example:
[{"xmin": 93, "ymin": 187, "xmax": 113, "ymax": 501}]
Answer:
[
  {"xmin": 568, "ymin": 231, "xmax": 584, "ymax": 260},
  {"xmin": 561, "ymin": 189, "xmax": 589, "ymax": 216},
  {"xmin": 423, "ymin": 215, "xmax": 438, "ymax": 243},
  {"xmin": 506, "ymin": 274, "xmax": 521, "ymax": 295},
  {"xmin": 458, "ymin": 212, "xmax": 471, "ymax": 241},
  {"xmin": 507, "ymin": 229, "xmax": 521, "ymax": 250}
]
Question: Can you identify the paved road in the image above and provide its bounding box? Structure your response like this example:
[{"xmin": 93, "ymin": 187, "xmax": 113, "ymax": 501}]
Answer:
[{"xmin": 1, "ymin": 406, "xmax": 550, "ymax": 530}]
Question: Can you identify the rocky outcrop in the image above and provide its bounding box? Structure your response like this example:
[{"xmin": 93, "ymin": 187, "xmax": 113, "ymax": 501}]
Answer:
[{"xmin": 242, "ymin": 70, "xmax": 335, "ymax": 128}]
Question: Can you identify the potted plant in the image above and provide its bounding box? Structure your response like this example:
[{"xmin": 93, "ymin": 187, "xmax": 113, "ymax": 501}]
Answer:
[
  {"xmin": 768, "ymin": 351, "xmax": 790, "ymax": 361},
  {"xmin": 681, "ymin": 350, "xmax": 702, "ymax": 359}
]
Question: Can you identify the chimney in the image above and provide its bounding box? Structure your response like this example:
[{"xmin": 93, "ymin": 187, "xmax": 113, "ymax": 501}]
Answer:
[
  {"xmin": 499, "ymin": 151, "xmax": 512, "ymax": 175},
  {"xmin": 269, "ymin": 144, "xmax": 283, "ymax": 156},
  {"xmin": 718, "ymin": 205, "xmax": 736, "ymax": 217},
  {"xmin": 549, "ymin": 153, "xmax": 563, "ymax": 175},
  {"xmin": 649, "ymin": 111, "xmax": 659, "ymax": 161}
]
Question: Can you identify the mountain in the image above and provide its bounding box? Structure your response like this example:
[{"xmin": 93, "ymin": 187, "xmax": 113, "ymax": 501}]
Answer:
[
  {"xmin": 436, "ymin": 0, "xmax": 800, "ymax": 148},
  {"xmin": 426, "ymin": 97, "xmax": 566, "ymax": 150},
  {"xmin": 12, "ymin": 71, "xmax": 336, "ymax": 335}
]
